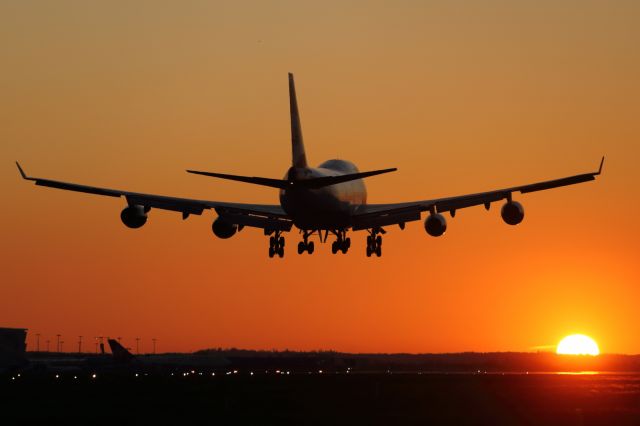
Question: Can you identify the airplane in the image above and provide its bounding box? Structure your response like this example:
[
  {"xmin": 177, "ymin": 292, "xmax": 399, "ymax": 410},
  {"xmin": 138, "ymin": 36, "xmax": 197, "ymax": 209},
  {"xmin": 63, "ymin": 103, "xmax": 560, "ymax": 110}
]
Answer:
[{"xmin": 16, "ymin": 73, "xmax": 604, "ymax": 258}]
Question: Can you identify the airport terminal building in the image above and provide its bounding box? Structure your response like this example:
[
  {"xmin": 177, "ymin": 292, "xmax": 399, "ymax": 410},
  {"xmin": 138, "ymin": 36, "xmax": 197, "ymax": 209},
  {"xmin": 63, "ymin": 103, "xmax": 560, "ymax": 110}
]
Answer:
[{"xmin": 0, "ymin": 327, "xmax": 27, "ymax": 370}]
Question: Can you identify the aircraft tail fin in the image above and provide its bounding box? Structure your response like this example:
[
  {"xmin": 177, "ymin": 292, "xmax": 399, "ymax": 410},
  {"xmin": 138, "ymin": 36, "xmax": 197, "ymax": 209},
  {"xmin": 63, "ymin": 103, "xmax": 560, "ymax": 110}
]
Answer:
[
  {"xmin": 289, "ymin": 73, "xmax": 308, "ymax": 168},
  {"xmin": 107, "ymin": 339, "xmax": 135, "ymax": 363}
]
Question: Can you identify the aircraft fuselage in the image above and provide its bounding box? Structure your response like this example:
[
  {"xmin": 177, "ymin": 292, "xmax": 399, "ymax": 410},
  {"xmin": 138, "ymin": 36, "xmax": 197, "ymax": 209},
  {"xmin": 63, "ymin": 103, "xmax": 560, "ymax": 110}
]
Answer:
[{"xmin": 280, "ymin": 159, "xmax": 366, "ymax": 230}]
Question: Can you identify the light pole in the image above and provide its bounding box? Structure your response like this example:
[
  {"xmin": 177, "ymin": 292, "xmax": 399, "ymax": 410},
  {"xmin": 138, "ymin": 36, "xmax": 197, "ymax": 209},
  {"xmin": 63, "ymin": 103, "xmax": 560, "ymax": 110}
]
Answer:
[
  {"xmin": 56, "ymin": 334, "xmax": 61, "ymax": 352},
  {"xmin": 78, "ymin": 336, "xmax": 83, "ymax": 353},
  {"xmin": 135, "ymin": 337, "xmax": 140, "ymax": 354},
  {"xmin": 152, "ymin": 338, "xmax": 157, "ymax": 354}
]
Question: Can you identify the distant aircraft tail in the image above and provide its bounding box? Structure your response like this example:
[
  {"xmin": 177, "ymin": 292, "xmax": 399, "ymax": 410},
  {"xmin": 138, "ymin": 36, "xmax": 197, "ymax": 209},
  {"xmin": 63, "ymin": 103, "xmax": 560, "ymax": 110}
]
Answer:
[
  {"xmin": 108, "ymin": 339, "xmax": 135, "ymax": 363},
  {"xmin": 288, "ymin": 73, "xmax": 308, "ymax": 168}
]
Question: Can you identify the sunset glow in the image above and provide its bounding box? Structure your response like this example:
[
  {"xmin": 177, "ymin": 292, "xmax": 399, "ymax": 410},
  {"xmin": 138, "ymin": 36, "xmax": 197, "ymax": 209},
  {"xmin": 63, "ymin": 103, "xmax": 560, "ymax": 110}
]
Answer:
[{"xmin": 557, "ymin": 335, "xmax": 600, "ymax": 356}]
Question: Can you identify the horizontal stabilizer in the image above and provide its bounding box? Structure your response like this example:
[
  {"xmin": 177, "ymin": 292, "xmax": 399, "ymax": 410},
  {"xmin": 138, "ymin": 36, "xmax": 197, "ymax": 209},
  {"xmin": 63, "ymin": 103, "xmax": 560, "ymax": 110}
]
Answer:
[
  {"xmin": 187, "ymin": 167, "xmax": 397, "ymax": 189},
  {"xmin": 186, "ymin": 170, "xmax": 290, "ymax": 189},
  {"xmin": 298, "ymin": 168, "xmax": 397, "ymax": 189}
]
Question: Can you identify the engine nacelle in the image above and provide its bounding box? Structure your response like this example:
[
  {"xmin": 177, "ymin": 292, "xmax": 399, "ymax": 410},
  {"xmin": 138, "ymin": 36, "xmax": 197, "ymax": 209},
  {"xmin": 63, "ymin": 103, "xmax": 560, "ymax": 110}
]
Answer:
[
  {"xmin": 120, "ymin": 205, "xmax": 147, "ymax": 229},
  {"xmin": 501, "ymin": 201, "xmax": 524, "ymax": 225},
  {"xmin": 212, "ymin": 217, "xmax": 238, "ymax": 239},
  {"xmin": 424, "ymin": 213, "xmax": 447, "ymax": 237}
]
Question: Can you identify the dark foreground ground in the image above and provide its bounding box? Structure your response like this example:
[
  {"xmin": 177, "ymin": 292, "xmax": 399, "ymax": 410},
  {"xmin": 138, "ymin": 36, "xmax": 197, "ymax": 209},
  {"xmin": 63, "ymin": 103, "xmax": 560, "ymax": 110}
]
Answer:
[{"xmin": 2, "ymin": 372, "xmax": 640, "ymax": 425}]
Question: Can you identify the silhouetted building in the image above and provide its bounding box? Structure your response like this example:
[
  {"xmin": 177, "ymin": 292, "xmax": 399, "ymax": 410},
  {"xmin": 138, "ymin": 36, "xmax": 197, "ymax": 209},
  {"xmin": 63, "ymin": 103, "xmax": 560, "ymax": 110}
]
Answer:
[{"xmin": 0, "ymin": 327, "xmax": 28, "ymax": 370}]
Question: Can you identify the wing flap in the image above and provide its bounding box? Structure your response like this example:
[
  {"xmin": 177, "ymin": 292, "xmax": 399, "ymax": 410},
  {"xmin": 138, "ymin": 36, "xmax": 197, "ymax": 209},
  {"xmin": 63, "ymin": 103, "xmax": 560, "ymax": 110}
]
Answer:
[
  {"xmin": 219, "ymin": 210, "xmax": 293, "ymax": 231},
  {"xmin": 352, "ymin": 210, "xmax": 421, "ymax": 230}
]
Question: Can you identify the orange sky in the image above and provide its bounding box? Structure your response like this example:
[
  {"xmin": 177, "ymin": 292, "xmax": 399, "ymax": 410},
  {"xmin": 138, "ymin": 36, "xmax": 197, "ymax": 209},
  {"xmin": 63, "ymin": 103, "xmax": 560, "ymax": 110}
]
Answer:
[{"xmin": 1, "ymin": 1, "xmax": 639, "ymax": 354}]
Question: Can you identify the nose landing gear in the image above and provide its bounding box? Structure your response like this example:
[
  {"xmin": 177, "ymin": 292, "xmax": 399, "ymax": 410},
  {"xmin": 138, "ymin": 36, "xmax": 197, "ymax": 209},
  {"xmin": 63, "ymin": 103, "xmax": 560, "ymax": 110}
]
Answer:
[
  {"xmin": 297, "ymin": 230, "xmax": 315, "ymax": 255},
  {"xmin": 366, "ymin": 228, "xmax": 384, "ymax": 257},
  {"xmin": 331, "ymin": 230, "xmax": 351, "ymax": 254}
]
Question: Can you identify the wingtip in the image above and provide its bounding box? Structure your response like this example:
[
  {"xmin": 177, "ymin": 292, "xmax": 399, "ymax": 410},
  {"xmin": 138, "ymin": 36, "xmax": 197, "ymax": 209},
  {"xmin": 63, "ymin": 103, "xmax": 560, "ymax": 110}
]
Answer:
[
  {"xmin": 597, "ymin": 156, "xmax": 605, "ymax": 175},
  {"xmin": 16, "ymin": 161, "xmax": 27, "ymax": 179}
]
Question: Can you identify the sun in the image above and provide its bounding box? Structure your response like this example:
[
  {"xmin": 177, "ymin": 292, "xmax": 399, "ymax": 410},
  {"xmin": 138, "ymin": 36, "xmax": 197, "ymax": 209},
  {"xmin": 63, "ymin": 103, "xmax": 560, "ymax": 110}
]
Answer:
[{"xmin": 556, "ymin": 334, "xmax": 600, "ymax": 356}]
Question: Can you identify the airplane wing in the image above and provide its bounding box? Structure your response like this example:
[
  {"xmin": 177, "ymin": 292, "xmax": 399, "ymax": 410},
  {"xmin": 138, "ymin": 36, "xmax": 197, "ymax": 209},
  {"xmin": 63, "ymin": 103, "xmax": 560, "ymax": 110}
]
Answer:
[
  {"xmin": 352, "ymin": 157, "xmax": 604, "ymax": 230},
  {"xmin": 16, "ymin": 162, "xmax": 292, "ymax": 231}
]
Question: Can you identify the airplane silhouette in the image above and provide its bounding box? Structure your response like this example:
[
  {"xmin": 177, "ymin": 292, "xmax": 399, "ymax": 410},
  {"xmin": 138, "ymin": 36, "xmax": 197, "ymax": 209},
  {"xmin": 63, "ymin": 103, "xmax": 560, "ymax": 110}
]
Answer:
[{"xmin": 17, "ymin": 73, "xmax": 604, "ymax": 258}]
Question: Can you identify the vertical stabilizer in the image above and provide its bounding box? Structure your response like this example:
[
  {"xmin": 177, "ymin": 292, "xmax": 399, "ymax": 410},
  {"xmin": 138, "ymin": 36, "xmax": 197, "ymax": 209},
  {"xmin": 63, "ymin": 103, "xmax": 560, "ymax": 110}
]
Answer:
[
  {"xmin": 288, "ymin": 73, "xmax": 308, "ymax": 168},
  {"xmin": 108, "ymin": 339, "xmax": 135, "ymax": 363}
]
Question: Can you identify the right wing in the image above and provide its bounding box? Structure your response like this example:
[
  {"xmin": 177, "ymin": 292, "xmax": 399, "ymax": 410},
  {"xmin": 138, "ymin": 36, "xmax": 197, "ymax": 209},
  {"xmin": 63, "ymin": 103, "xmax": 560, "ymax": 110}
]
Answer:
[
  {"xmin": 352, "ymin": 157, "xmax": 604, "ymax": 230},
  {"xmin": 16, "ymin": 162, "xmax": 293, "ymax": 232}
]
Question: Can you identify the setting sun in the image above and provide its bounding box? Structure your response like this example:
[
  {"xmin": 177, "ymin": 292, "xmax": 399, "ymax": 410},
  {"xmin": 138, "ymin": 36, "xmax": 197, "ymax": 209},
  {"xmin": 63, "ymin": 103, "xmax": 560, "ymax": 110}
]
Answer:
[{"xmin": 556, "ymin": 334, "xmax": 600, "ymax": 356}]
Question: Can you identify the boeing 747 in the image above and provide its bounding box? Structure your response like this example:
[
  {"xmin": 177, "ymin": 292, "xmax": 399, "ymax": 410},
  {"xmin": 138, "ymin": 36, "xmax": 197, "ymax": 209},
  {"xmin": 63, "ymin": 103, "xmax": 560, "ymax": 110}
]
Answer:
[{"xmin": 17, "ymin": 73, "xmax": 604, "ymax": 258}]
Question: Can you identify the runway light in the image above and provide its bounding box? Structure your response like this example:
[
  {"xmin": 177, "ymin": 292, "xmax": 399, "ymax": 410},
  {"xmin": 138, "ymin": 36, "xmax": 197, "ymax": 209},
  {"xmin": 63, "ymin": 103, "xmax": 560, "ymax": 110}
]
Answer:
[
  {"xmin": 135, "ymin": 373, "xmax": 139, "ymax": 377},
  {"xmin": 250, "ymin": 372, "xmax": 254, "ymax": 376},
  {"xmin": 211, "ymin": 372, "xmax": 215, "ymax": 376},
  {"xmin": 91, "ymin": 374, "xmax": 97, "ymax": 379},
  {"xmin": 233, "ymin": 370, "xmax": 238, "ymax": 374},
  {"xmin": 55, "ymin": 374, "xmax": 59, "ymax": 379}
]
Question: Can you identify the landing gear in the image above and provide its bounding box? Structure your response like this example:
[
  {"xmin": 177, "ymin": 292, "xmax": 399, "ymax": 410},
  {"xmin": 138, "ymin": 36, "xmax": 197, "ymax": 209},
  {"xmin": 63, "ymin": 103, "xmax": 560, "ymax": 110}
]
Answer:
[
  {"xmin": 268, "ymin": 232, "xmax": 285, "ymax": 258},
  {"xmin": 297, "ymin": 240, "xmax": 314, "ymax": 254},
  {"xmin": 297, "ymin": 230, "xmax": 315, "ymax": 255},
  {"xmin": 331, "ymin": 230, "xmax": 351, "ymax": 254},
  {"xmin": 366, "ymin": 229, "xmax": 383, "ymax": 257}
]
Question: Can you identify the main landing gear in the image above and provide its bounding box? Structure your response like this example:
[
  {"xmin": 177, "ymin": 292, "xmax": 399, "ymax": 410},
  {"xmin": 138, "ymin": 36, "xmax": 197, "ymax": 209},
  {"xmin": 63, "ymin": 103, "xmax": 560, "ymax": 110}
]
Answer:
[
  {"xmin": 331, "ymin": 230, "xmax": 351, "ymax": 254},
  {"xmin": 297, "ymin": 231, "xmax": 315, "ymax": 255},
  {"xmin": 366, "ymin": 228, "xmax": 384, "ymax": 257},
  {"xmin": 268, "ymin": 231, "xmax": 285, "ymax": 258}
]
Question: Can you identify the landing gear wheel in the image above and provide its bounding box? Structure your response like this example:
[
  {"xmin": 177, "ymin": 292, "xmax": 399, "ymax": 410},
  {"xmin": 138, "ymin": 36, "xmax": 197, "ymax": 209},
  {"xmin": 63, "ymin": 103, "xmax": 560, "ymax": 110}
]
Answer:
[
  {"xmin": 298, "ymin": 241, "xmax": 305, "ymax": 255},
  {"xmin": 331, "ymin": 241, "xmax": 339, "ymax": 254},
  {"xmin": 307, "ymin": 241, "xmax": 315, "ymax": 254},
  {"xmin": 376, "ymin": 236, "xmax": 382, "ymax": 246},
  {"xmin": 268, "ymin": 232, "xmax": 285, "ymax": 258},
  {"xmin": 375, "ymin": 245, "xmax": 382, "ymax": 257},
  {"xmin": 366, "ymin": 246, "xmax": 372, "ymax": 257}
]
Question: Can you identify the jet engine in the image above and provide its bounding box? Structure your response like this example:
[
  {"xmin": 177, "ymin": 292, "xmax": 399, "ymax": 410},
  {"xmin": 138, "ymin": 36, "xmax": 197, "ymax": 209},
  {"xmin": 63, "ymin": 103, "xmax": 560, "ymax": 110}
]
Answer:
[
  {"xmin": 501, "ymin": 201, "xmax": 524, "ymax": 225},
  {"xmin": 120, "ymin": 205, "xmax": 147, "ymax": 229},
  {"xmin": 212, "ymin": 217, "xmax": 238, "ymax": 239},
  {"xmin": 424, "ymin": 213, "xmax": 447, "ymax": 237}
]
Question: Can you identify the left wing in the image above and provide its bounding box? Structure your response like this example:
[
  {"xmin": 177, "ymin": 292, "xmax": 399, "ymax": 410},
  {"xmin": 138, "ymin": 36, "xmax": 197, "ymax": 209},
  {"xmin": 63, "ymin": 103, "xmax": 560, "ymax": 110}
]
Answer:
[
  {"xmin": 352, "ymin": 157, "xmax": 604, "ymax": 230},
  {"xmin": 16, "ymin": 162, "xmax": 292, "ymax": 231}
]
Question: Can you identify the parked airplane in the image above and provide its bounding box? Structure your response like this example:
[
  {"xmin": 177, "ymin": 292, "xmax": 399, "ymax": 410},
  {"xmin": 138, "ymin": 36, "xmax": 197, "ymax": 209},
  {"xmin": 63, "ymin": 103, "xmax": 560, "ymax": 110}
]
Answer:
[{"xmin": 17, "ymin": 73, "xmax": 604, "ymax": 258}]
